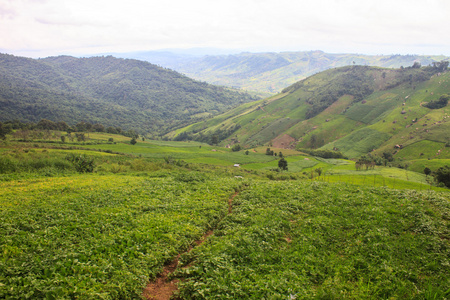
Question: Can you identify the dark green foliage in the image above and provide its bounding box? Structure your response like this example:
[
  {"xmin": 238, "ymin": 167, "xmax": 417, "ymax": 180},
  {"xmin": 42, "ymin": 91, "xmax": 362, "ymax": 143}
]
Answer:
[
  {"xmin": 424, "ymin": 94, "xmax": 449, "ymax": 109},
  {"xmin": 231, "ymin": 144, "xmax": 241, "ymax": 152},
  {"xmin": 0, "ymin": 122, "xmax": 12, "ymax": 139},
  {"xmin": 266, "ymin": 147, "xmax": 274, "ymax": 156},
  {"xmin": 0, "ymin": 53, "xmax": 257, "ymax": 135},
  {"xmin": 424, "ymin": 167, "xmax": 432, "ymax": 176},
  {"xmin": 431, "ymin": 60, "xmax": 449, "ymax": 72},
  {"xmin": 298, "ymin": 148, "xmax": 346, "ymax": 159},
  {"xmin": 0, "ymin": 157, "xmax": 17, "ymax": 173},
  {"xmin": 433, "ymin": 165, "xmax": 450, "ymax": 188},
  {"xmin": 278, "ymin": 157, "xmax": 288, "ymax": 170},
  {"xmin": 65, "ymin": 154, "xmax": 95, "ymax": 173},
  {"xmin": 382, "ymin": 152, "xmax": 394, "ymax": 162},
  {"xmin": 130, "ymin": 137, "xmax": 137, "ymax": 145}
]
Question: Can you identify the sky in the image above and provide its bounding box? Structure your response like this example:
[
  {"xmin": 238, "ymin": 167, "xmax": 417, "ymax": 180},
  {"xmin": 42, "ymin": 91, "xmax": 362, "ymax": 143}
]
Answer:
[{"xmin": 1, "ymin": 0, "xmax": 450, "ymax": 58}]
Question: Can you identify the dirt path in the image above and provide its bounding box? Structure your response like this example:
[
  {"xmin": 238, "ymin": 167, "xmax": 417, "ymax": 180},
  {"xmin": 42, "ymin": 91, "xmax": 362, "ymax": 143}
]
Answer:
[{"xmin": 143, "ymin": 191, "xmax": 239, "ymax": 300}]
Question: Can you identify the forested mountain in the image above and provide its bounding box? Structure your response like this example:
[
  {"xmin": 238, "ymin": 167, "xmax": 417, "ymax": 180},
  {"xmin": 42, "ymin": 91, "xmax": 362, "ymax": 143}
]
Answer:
[
  {"xmin": 0, "ymin": 53, "xmax": 257, "ymax": 136},
  {"xmin": 168, "ymin": 63, "xmax": 450, "ymax": 159},
  {"xmin": 140, "ymin": 50, "xmax": 449, "ymax": 93}
]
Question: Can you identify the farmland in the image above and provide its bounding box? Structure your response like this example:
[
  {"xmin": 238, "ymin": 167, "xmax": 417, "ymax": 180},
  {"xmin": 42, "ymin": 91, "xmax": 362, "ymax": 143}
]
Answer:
[{"xmin": 0, "ymin": 135, "xmax": 449, "ymax": 299}]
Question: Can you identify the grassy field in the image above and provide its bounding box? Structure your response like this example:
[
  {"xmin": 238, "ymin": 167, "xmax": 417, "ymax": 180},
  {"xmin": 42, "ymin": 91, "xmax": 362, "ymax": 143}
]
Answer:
[
  {"xmin": 174, "ymin": 181, "xmax": 450, "ymax": 299},
  {"xmin": 0, "ymin": 173, "xmax": 243, "ymax": 298},
  {"xmin": 0, "ymin": 134, "xmax": 448, "ymax": 298}
]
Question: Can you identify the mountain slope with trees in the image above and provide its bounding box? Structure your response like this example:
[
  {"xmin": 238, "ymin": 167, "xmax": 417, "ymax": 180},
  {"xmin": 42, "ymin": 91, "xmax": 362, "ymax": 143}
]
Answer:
[
  {"xmin": 0, "ymin": 53, "xmax": 257, "ymax": 136},
  {"xmin": 168, "ymin": 63, "xmax": 450, "ymax": 160}
]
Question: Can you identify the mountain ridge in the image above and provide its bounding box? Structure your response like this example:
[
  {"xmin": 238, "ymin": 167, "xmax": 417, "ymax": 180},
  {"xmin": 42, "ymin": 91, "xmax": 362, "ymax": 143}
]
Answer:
[
  {"xmin": 0, "ymin": 53, "xmax": 257, "ymax": 136},
  {"xmin": 124, "ymin": 50, "xmax": 449, "ymax": 93}
]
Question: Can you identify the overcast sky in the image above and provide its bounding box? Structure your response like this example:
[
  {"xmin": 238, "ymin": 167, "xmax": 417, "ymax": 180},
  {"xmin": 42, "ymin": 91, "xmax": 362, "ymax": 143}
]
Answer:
[{"xmin": 1, "ymin": 0, "xmax": 450, "ymax": 58}]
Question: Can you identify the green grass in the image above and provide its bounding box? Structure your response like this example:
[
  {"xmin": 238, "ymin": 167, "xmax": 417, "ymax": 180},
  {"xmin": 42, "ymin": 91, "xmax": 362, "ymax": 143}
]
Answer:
[
  {"xmin": 322, "ymin": 127, "xmax": 391, "ymax": 158},
  {"xmin": 394, "ymin": 140, "xmax": 450, "ymax": 160},
  {"xmin": 0, "ymin": 137, "xmax": 449, "ymax": 298},
  {"xmin": 174, "ymin": 181, "xmax": 450, "ymax": 299},
  {"xmin": 0, "ymin": 173, "xmax": 243, "ymax": 299}
]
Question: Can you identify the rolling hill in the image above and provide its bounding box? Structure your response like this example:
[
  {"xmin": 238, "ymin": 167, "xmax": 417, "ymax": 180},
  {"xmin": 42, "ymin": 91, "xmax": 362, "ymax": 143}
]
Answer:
[
  {"xmin": 143, "ymin": 50, "xmax": 449, "ymax": 93},
  {"xmin": 168, "ymin": 63, "xmax": 450, "ymax": 160},
  {"xmin": 0, "ymin": 53, "xmax": 257, "ymax": 136}
]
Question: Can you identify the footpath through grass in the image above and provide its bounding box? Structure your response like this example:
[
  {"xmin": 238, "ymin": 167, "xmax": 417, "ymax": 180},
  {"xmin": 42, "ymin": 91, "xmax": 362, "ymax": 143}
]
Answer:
[
  {"xmin": 174, "ymin": 181, "xmax": 450, "ymax": 299},
  {"xmin": 0, "ymin": 173, "xmax": 243, "ymax": 299}
]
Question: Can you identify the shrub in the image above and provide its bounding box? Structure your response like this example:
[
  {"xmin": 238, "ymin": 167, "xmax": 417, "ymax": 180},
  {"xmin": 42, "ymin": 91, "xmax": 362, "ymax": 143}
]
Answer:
[
  {"xmin": 65, "ymin": 154, "xmax": 95, "ymax": 173},
  {"xmin": 433, "ymin": 166, "xmax": 450, "ymax": 188},
  {"xmin": 424, "ymin": 94, "xmax": 449, "ymax": 109},
  {"xmin": 0, "ymin": 157, "xmax": 17, "ymax": 173},
  {"xmin": 231, "ymin": 144, "xmax": 241, "ymax": 152}
]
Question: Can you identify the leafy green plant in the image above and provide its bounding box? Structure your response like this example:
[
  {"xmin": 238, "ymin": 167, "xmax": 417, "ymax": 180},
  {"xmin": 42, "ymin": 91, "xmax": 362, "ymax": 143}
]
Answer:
[{"xmin": 65, "ymin": 153, "xmax": 95, "ymax": 173}]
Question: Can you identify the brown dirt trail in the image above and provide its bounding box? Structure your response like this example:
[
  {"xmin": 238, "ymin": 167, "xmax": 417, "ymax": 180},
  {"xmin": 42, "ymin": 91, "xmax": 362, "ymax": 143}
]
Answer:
[{"xmin": 143, "ymin": 191, "xmax": 239, "ymax": 300}]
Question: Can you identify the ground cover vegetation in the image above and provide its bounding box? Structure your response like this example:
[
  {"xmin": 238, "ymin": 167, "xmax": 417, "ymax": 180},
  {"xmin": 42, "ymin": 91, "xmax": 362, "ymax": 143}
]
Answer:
[
  {"xmin": 0, "ymin": 132, "xmax": 448, "ymax": 298},
  {"xmin": 174, "ymin": 181, "xmax": 450, "ymax": 299}
]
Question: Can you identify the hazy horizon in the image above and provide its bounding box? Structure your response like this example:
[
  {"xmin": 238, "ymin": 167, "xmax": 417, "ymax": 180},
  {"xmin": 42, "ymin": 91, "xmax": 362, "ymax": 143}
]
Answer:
[{"xmin": 1, "ymin": 0, "xmax": 450, "ymax": 58}]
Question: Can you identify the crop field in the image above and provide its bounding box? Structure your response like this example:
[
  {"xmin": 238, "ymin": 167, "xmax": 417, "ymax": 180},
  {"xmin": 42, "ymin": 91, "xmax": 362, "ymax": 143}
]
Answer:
[
  {"xmin": 0, "ymin": 173, "xmax": 243, "ymax": 298},
  {"xmin": 174, "ymin": 181, "xmax": 450, "ymax": 299},
  {"xmin": 0, "ymin": 135, "xmax": 449, "ymax": 299}
]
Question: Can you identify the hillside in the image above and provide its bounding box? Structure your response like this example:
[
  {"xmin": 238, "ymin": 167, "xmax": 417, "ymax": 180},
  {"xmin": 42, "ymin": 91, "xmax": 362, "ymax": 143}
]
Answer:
[
  {"xmin": 0, "ymin": 53, "xmax": 257, "ymax": 136},
  {"xmin": 148, "ymin": 50, "xmax": 449, "ymax": 93},
  {"xmin": 168, "ymin": 64, "xmax": 450, "ymax": 159}
]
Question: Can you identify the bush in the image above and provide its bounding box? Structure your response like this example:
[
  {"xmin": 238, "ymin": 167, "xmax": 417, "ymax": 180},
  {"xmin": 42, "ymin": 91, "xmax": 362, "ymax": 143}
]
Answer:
[
  {"xmin": 424, "ymin": 94, "xmax": 449, "ymax": 109},
  {"xmin": 0, "ymin": 157, "xmax": 17, "ymax": 173},
  {"xmin": 433, "ymin": 166, "xmax": 450, "ymax": 188},
  {"xmin": 65, "ymin": 154, "xmax": 95, "ymax": 173},
  {"xmin": 231, "ymin": 144, "xmax": 241, "ymax": 152}
]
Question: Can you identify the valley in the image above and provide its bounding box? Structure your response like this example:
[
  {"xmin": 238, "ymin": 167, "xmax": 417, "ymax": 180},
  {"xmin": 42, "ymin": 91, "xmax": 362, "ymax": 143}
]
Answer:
[{"xmin": 0, "ymin": 52, "xmax": 449, "ymax": 299}]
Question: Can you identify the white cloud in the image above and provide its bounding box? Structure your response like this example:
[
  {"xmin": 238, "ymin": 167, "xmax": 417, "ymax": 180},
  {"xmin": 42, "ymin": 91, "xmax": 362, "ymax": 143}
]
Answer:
[{"xmin": 1, "ymin": 0, "xmax": 450, "ymax": 57}]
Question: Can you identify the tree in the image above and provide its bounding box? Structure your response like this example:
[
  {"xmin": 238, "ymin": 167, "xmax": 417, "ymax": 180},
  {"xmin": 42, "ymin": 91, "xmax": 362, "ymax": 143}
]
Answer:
[
  {"xmin": 382, "ymin": 152, "xmax": 394, "ymax": 162},
  {"xmin": 93, "ymin": 123, "xmax": 105, "ymax": 132},
  {"xmin": 231, "ymin": 144, "xmax": 241, "ymax": 152},
  {"xmin": 411, "ymin": 61, "xmax": 421, "ymax": 68},
  {"xmin": 130, "ymin": 137, "xmax": 137, "ymax": 145},
  {"xmin": 424, "ymin": 94, "xmax": 449, "ymax": 109},
  {"xmin": 432, "ymin": 60, "xmax": 449, "ymax": 72},
  {"xmin": 0, "ymin": 122, "xmax": 13, "ymax": 140},
  {"xmin": 433, "ymin": 166, "xmax": 450, "ymax": 188},
  {"xmin": 424, "ymin": 167, "xmax": 432, "ymax": 176},
  {"xmin": 278, "ymin": 158, "xmax": 288, "ymax": 171}
]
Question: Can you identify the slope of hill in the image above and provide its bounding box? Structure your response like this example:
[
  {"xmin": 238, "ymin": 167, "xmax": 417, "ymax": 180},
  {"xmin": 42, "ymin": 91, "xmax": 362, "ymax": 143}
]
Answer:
[
  {"xmin": 0, "ymin": 53, "xmax": 257, "ymax": 135},
  {"xmin": 168, "ymin": 64, "xmax": 450, "ymax": 159},
  {"xmin": 152, "ymin": 50, "xmax": 449, "ymax": 93}
]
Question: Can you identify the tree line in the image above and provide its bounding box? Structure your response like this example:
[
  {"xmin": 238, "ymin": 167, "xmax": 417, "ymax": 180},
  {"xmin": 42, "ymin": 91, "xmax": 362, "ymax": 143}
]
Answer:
[{"xmin": 0, "ymin": 119, "xmax": 139, "ymax": 139}]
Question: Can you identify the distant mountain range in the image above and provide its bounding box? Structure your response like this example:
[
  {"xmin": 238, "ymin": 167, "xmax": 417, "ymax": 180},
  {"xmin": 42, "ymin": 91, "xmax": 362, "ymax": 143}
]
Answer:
[
  {"xmin": 168, "ymin": 64, "xmax": 450, "ymax": 159},
  {"xmin": 0, "ymin": 53, "xmax": 257, "ymax": 136},
  {"xmin": 111, "ymin": 50, "xmax": 449, "ymax": 94}
]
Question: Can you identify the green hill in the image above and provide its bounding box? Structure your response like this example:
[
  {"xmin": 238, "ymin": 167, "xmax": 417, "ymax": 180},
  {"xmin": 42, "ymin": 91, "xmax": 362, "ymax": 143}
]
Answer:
[
  {"xmin": 169, "ymin": 64, "xmax": 450, "ymax": 160},
  {"xmin": 158, "ymin": 51, "xmax": 449, "ymax": 93},
  {"xmin": 0, "ymin": 53, "xmax": 257, "ymax": 136}
]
